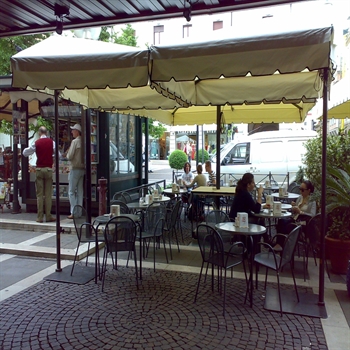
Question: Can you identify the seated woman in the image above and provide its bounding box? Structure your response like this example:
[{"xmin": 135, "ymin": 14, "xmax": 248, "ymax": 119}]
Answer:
[
  {"xmin": 276, "ymin": 180, "xmax": 317, "ymax": 242},
  {"xmin": 228, "ymin": 172, "xmax": 264, "ymax": 222},
  {"xmin": 184, "ymin": 164, "xmax": 207, "ymax": 219},
  {"xmin": 184, "ymin": 163, "xmax": 207, "ymax": 189},
  {"xmin": 228, "ymin": 172, "xmax": 268, "ymax": 247}
]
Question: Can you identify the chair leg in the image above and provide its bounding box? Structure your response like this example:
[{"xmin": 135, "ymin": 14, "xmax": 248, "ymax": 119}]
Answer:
[
  {"xmin": 276, "ymin": 272, "xmax": 283, "ymax": 317},
  {"xmin": 264, "ymin": 267, "xmax": 269, "ymax": 290},
  {"xmin": 173, "ymin": 227, "xmax": 180, "ymax": 253},
  {"xmin": 223, "ymin": 269, "xmax": 227, "ymax": 316},
  {"xmin": 290, "ymin": 263, "xmax": 299, "ymax": 303},
  {"xmin": 161, "ymin": 235, "xmax": 169, "ymax": 264},
  {"xmin": 133, "ymin": 248, "xmax": 139, "ymax": 289},
  {"xmin": 101, "ymin": 248, "xmax": 108, "ymax": 292},
  {"xmin": 70, "ymin": 241, "xmax": 81, "ymax": 276},
  {"xmin": 85, "ymin": 242, "xmax": 91, "ymax": 266},
  {"xmin": 194, "ymin": 262, "xmax": 205, "ymax": 303}
]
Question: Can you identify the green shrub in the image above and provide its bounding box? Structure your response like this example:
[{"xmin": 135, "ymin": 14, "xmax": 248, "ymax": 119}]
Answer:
[
  {"xmin": 196, "ymin": 149, "xmax": 209, "ymax": 163},
  {"xmin": 168, "ymin": 150, "xmax": 187, "ymax": 170},
  {"xmin": 304, "ymin": 129, "xmax": 350, "ymax": 192},
  {"xmin": 303, "ymin": 129, "xmax": 350, "ymax": 205}
]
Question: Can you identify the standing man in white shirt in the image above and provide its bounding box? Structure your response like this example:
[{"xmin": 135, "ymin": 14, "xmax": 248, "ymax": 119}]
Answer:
[{"xmin": 66, "ymin": 124, "xmax": 85, "ymax": 219}]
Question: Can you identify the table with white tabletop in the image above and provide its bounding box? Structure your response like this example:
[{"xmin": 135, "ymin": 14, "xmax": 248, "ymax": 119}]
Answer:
[
  {"xmin": 153, "ymin": 196, "xmax": 170, "ymax": 203},
  {"xmin": 215, "ymin": 222, "xmax": 266, "ymax": 307},
  {"xmin": 253, "ymin": 209, "xmax": 292, "ymax": 240},
  {"xmin": 272, "ymin": 192, "xmax": 299, "ymax": 203},
  {"xmin": 163, "ymin": 188, "xmax": 188, "ymax": 197}
]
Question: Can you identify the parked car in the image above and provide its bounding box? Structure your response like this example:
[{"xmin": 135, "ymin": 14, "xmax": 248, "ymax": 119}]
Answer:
[
  {"xmin": 211, "ymin": 130, "xmax": 317, "ymax": 184},
  {"xmin": 110, "ymin": 142, "xmax": 135, "ymax": 173}
]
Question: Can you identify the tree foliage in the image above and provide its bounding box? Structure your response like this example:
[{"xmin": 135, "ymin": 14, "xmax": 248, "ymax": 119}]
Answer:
[
  {"xmin": 141, "ymin": 119, "xmax": 167, "ymax": 139},
  {"xmin": 0, "ymin": 117, "xmax": 52, "ymax": 140},
  {"xmin": 98, "ymin": 24, "xmax": 137, "ymax": 47},
  {"xmin": 196, "ymin": 149, "xmax": 209, "ymax": 163},
  {"xmin": 0, "ymin": 33, "xmax": 51, "ymax": 75},
  {"xmin": 303, "ymin": 129, "xmax": 350, "ymax": 192}
]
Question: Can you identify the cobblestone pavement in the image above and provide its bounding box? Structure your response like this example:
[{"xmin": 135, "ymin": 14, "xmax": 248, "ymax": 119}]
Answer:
[{"xmin": 0, "ymin": 266, "xmax": 327, "ymax": 350}]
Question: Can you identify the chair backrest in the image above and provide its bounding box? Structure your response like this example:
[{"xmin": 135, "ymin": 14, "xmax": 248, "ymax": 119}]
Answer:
[
  {"xmin": 196, "ymin": 224, "xmax": 221, "ymax": 264},
  {"xmin": 206, "ymin": 210, "xmax": 230, "ymax": 225},
  {"xmin": 153, "ymin": 217, "xmax": 165, "ymax": 237},
  {"xmin": 104, "ymin": 216, "xmax": 138, "ymax": 252},
  {"xmin": 110, "ymin": 200, "xmax": 130, "ymax": 214},
  {"xmin": 197, "ymin": 224, "xmax": 242, "ymax": 268},
  {"xmin": 78, "ymin": 222, "xmax": 98, "ymax": 242},
  {"xmin": 72, "ymin": 205, "xmax": 90, "ymax": 241},
  {"xmin": 305, "ymin": 213, "xmax": 322, "ymax": 247},
  {"xmin": 112, "ymin": 192, "xmax": 126, "ymax": 203},
  {"xmin": 287, "ymin": 181, "xmax": 298, "ymax": 192},
  {"xmin": 121, "ymin": 192, "xmax": 133, "ymax": 203},
  {"xmin": 280, "ymin": 225, "xmax": 301, "ymax": 268},
  {"xmin": 169, "ymin": 200, "xmax": 182, "ymax": 228},
  {"xmin": 289, "ymin": 185, "xmax": 300, "ymax": 194},
  {"xmin": 145, "ymin": 202, "xmax": 166, "ymax": 232}
]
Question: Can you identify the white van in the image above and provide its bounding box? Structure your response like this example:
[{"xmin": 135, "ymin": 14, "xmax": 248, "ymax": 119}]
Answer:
[{"xmin": 211, "ymin": 130, "xmax": 317, "ymax": 185}]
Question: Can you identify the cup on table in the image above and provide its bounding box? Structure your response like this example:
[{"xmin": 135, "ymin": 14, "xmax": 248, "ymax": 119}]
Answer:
[{"xmin": 111, "ymin": 204, "xmax": 120, "ymax": 217}]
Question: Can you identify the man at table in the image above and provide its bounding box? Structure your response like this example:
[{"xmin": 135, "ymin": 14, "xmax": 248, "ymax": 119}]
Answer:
[
  {"xmin": 184, "ymin": 164, "xmax": 207, "ymax": 220},
  {"xmin": 181, "ymin": 161, "xmax": 194, "ymax": 187},
  {"xmin": 205, "ymin": 160, "xmax": 216, "ymax": 186}
]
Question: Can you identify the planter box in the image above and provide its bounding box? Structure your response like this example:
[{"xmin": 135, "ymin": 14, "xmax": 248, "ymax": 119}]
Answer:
[{"xmin": 325, "ymin": 236, "xmax": 350, "ymax": 274}]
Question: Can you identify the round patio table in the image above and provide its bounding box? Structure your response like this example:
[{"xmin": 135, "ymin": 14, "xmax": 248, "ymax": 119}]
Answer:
[
  {"xmin": 163, "ymin": 188, "xmax": 188, "ymax": 196},
  {"xmin": 272, "ymin": 192, "xmax": 299, "ymax": 203},
  {"xmin": 253, "ymin": 209, "xmax": 292, "ymax": 240},
  {"xmin": 215, "ymin": 222, "xmax": 266, "ymax": 307}
]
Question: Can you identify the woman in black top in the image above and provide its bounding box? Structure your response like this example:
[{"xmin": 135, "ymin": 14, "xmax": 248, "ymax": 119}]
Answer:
[{"xmin": 229, "ymin": 173, "xmax": 264, "ymax": 221}]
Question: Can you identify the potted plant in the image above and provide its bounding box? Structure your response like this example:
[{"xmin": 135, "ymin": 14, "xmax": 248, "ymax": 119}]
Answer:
[
  {"xmin": 168, "ymin": 149, "xmax": 188, "ymax": 182},
  {"xmin": 304, "ymin": 129, "xmax": 350, "ymax": 274},
  {"xmin": 196, "ymin": 149, "xmax": 209, "ymax": 163},
  {"xmin": 324, "ymin": 163, "xmax": 350, "ymax": 274}
]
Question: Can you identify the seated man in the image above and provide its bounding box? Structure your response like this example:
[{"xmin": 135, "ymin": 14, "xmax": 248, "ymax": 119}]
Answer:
[{"xmin": 205, "ymin": 160, "xmax": 216, "ymax": 186}]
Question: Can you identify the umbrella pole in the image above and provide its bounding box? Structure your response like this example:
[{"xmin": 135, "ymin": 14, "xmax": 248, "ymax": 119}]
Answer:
[
  {"xmin": 215, "ymin": 106, "xmax": 221, "ymax": 190},
  {"xmin": 319, "ymin": 67, "xmax": 329, "ymax": 306},
  {"xmin": 54, "ymin": 90, "xmax": 62, "ymax": 272}
]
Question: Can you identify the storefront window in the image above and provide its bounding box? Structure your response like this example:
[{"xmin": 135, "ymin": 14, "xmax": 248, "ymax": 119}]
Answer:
[{"xmin": 109, "ymin": 113, "xmax": 136, "ymax": 174}]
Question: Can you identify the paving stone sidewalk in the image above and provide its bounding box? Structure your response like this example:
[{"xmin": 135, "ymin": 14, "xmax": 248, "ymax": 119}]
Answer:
[{"xmin": 0, "ymin": 266, "xmax": 327, "ymax": 350}]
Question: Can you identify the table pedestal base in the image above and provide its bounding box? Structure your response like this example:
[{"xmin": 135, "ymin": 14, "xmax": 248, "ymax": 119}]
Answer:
[
  {"xmin": 264, "ymin": 288, "xmax": 327, "ymax": 318},
  {"xmin": 44, "ymin": 265, "xmax": 95, "ymax": 285}
]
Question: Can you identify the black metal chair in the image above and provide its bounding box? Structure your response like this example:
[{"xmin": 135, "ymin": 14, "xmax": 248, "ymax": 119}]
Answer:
[
  {"xmin": 109, "ymin": 200, "xmax": 130, "ymax": 214},
  {"xmin": 137, "ymin": 202, "xmax": 168, "ymax": 271},
  {"xmin": 194, "ymin": 224, "xmax": 248, "ymax": 316},
  {"xmin": 164, "ymin": 199, "xmax": 182, "ymax": 259},
  {"xmin": 112, "ymin": 192, "xmax": 127, "ymax": 203},
  {"xmin": 71, "ymin": 205, "xmax": 104, "ymax": 282},
  {"xmin": 254, "ymin": 225, "xmax": 301, "ymax": 316},
  {"xmin": 303, "ymin": 213, "xmax": 330, "ymax": 278},
  {"xmin": 101, "ymin": 216, "xmax": 139, "ymax": 291},
  {"xmin": 121, "ymin": 192, "xmax": 133, "ymax": 203}
]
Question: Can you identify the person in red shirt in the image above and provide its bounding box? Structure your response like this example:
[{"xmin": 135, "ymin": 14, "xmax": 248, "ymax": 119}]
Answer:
[{"xmin": 23, "ymin": 126, "xmax": 56, "ymax": 223}]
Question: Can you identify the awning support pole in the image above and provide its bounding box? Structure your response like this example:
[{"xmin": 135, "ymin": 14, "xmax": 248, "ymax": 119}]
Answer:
[{"xmin": 319, "ymin": 67, "xmax": 329, "ymax": 306}]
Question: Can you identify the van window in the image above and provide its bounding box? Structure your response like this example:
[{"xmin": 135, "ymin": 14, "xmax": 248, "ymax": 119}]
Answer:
[
  {"xmin": 287, "ymin": 140, "xmax": 307, "ymax": 161},
  {"xmin": 225, "ymin": 143, "xmax": 250, "ymax": 165},
  {"xmin": 259, "ymin": 141, "xmax": 284, "ymax": 163}
]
